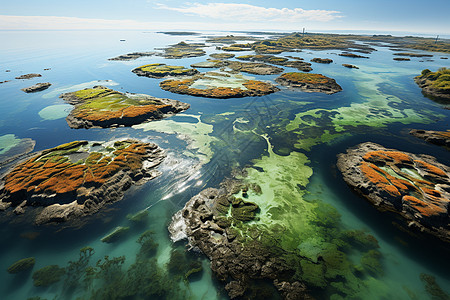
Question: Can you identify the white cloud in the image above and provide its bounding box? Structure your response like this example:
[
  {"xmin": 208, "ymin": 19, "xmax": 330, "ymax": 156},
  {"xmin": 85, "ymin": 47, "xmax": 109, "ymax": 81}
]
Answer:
[{"xmin": 156, "ymin": 2, "xmax": 342, "ymax": 22}]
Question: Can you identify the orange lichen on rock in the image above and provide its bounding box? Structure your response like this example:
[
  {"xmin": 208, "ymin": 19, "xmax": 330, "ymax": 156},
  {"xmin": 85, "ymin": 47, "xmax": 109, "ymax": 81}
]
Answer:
[
  {"xmin": 360, "ymin": 161, "xmax": 389, "ymax": 185},
  {"xmin": 159, "ymin": 74, "xmax": 278, "ymax": 98},
  {"xmin": 363, "ymin": 150, "xmax": 412, "ymax": 165},
  {"xmin": 402, "ymin": 195, "xmax": 447, "ymax": 218},
  {"xmin": 1, "ymin": 140, "xmax": 153, "ymax": 202},
  {"xmin": 414, "ymin": 160, "xmax": 447, "ymax": 177}
]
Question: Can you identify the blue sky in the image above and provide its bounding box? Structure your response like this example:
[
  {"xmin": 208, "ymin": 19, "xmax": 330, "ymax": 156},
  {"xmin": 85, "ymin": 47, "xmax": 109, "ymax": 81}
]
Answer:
[{"xmin": 1, "ymin": 0, "xmax": 449, "ymax": 34}]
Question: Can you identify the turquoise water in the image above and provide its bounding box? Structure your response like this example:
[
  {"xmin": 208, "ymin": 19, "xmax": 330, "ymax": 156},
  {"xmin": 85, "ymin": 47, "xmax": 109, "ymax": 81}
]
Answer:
[{"xmin": 0, "ymin": 30, "xmax": 449, "ymax": 299}]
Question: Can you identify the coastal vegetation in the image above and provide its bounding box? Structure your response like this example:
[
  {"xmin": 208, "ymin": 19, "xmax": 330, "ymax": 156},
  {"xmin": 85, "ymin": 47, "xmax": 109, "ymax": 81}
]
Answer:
[{"xmin": 415, "ymin": 67, "xmax": 450, "ymax": 101}]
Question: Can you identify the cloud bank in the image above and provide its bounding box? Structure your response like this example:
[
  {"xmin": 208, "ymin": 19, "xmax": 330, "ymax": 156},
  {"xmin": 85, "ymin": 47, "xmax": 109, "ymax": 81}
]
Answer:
[{"xmin": 156, "ymin": 2, "xmax": 342, "ymax": 22}]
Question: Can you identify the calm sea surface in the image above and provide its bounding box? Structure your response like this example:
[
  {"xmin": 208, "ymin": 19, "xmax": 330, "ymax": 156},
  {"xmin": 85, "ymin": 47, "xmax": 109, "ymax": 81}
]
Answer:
[{"xmin": 0, "ymin": 30, "xmax": 449, "ymax": 299}]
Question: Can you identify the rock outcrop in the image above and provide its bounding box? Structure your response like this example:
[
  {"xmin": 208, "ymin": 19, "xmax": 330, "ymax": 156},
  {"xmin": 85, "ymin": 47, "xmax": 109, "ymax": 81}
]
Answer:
[
  {"xmin": 236, "ymin": 54, "xmax": 313, "ymax": 72},
  {"xmin": 410, "ymin": 129, "xmax": 450, "ymax": 148},
  {"xmin": 342, "ymin": 64, "xmax": 359, "ymax": 69},
  {"xmin": 415, "ymin": 68, "xmax": 450, "ymax": 101},
  {"xmin": 275, "ymin": 72, "xmax": 342, "ymax": 94},
  {"xmin": 160, "ymin": 71, "xmax": 279, "ymax": 98},
  {"xmin": 311, "ymin": 58, "xmax": 333, "ymax": 64},
  {"xmin": 0, "ymin": 139, "xmax": 165, "ymax": 225},
  {"xmin": 132, "ymin": 63, "xmax": 198, "ymax": 78},
  {"xmin": 15, "ymin": 73, "xmax": 42, "ymax": 79},
  {"xmin": 60, "ymin": 86, "xmax": 189, "ymax": 129},
  {"xmin": 337, "ymin": 142, "xmax": 450, "ymax": 243},
  {"xmin": 190, "ymin": 60, "xmax": 284, "ymax": 75},
  {"xmin": 21, "ymin": 82, "xmax": 51, "ymax": 93},
  {"xmin": 169, "ymin": 182, "xmax": 313, "ymax": 300}
]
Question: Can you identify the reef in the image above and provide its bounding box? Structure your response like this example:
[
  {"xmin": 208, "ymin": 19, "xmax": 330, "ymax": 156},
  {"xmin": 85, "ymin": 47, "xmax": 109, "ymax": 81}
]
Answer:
[
  {"xmin": 108, "ymin": 52, "xmax": 155, "ymax": 61},
  {"xmin": 393, "ymin": 57, "xmax": 410, "ymax": 61},
  {"xmin": 275, "ymin": 72, "xmax": 342, "ymax": 94},
  {"xmin": 7, "ymin": 257, "xmax": 35, "ymax": 274},
  {"xmin": 410, "ymin": 129, "xmax": 450, "ymax": 149},
  {"xmin": 415, "ymin": 68, "xmax": 450, "ymax": 101},
  {"xmin": 132, "ymin": 63, "xmax": 198, "ymax": 78},
  {"xmin": 342, "ymin": 64, "xmax": 359, "ymax": 69},
  {"xmin": 420, "ymin": 273, "xmax": 450, "ymax": 300},
  {"xmin": 0, "ymin": 139, "xmax": 165, "ymax": 225},
  {"xmin": 15, "ymin": 73, "xmax": 42, "ymax": 79},
  {"xmin": 60, "ymin": 86, "xmax": 189, "ymax": 129},
  {"xmin": 160, "ymin": 71, "xmax": 279, "ymax": 98},
  {"xmin": 157, "ymin": 41, "xmax": 206, "ymax": 59},
  {"xmin": 311, "ymin": 58, "xmax": 333, "ymax": 64},
  {"xmin": 21, "ymin": 82, "xmax": 51, "ymax": 93},
  {"xmin": 190, "ymin": 59, "xmax": 284, "ymax": 75},
  {"xmin": 236, "ymin": 54, "xmax": 313, "ymax": 72},
  {"xmin": 337, "ymin": 142, "xmax": 450, "ymax": 243},
  {"xmin": 339, "ymin": 52, "xmax": 369, "ymax": 58}
]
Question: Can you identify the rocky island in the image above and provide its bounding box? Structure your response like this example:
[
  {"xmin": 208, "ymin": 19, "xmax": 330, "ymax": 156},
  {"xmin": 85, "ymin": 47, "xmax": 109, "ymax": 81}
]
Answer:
[
  {"xmin": 60, "ymin": 86, "xmax": 189, "ymax": 129},
  {"xmin": 410, "ymin": 129, "xmax": 450, "ymax": 148},
  {"xmin": 414, "ymin": 68, "xmax": 450, "ymax": 101},
  {"xmin": 131, "ymin": 63, "xmax": 199, "ymax": 78},
  {"xmin": 108, "ymin": 52, "xmax": 155, "ymax": 61},
  {"xmin": 157, "ymin": 41, "xmax": 206, "ymax": 59},
  {"xmin": 337, "ymin": 142, "xmax": 450, "ymax": 243},
  {"xmin": 275, "ymin": 72, "xmax": 342, "ymax": 94},
  {"xmin": 311, "ymin": 58, "xmax": 333, "ymax": 64},
  {"xmin": 15, "ymin": 73, "xmax": 42, "ymax": 80},
  {"xmin": 190, "ymin": 59, "xmax": 284, "ymax": 75},
  {"xmin": 0, "ymin": 139, "xmax": 165, "ymax": 225},
  {"xmin": 236, "ymin": 54, "xmax": 313, "ymax": 72},
  {"xmin": 21, "ymin": 82, "xmax": 51, "ymax": 93},
  {"xmin": 160, "ymin": 71, "xmax": 279, "ymax": 98}
]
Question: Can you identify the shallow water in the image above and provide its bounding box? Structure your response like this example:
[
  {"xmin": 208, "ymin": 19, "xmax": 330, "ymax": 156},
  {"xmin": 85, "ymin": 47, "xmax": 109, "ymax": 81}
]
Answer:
[{"xmin": 0, "ymin": 30, "xmax": 449, "ymax": 300}]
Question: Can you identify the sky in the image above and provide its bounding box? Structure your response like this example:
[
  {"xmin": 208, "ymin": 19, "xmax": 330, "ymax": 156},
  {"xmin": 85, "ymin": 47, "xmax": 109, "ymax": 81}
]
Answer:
[{"xmin": 1, "ymin": 0, "xmax": 449, "ymax": 35}]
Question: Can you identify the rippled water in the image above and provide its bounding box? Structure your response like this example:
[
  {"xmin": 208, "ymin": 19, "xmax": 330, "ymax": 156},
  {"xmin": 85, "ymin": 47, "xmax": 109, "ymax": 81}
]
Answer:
[{"xmin": 0, "ymin": 30, "xmax": 449, "ymax": 300}]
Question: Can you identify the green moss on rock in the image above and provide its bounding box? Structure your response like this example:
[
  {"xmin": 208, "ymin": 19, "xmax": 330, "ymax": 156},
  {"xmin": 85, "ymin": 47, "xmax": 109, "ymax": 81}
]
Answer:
[{"xmin": 7, "ymin": 257, "xmax": 35, "ymax": 274}]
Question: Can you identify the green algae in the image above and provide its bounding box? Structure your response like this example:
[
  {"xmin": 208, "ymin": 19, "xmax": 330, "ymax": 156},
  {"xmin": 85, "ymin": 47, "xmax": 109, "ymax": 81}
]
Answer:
[
  {"xmin": 133, "ymin": 114, "xmax": 218, "ymax": 164},
  {"xmin": 7, "ymin": 257, "xmax": 35, "ymax": 274},
  {"xmin": 32, "ymin": 265, "xmax": 65, "ymax": 287}
]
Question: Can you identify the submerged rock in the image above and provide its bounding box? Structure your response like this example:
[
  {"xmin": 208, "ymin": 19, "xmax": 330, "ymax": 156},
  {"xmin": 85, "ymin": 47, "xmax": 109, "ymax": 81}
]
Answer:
[
  {"xmin": 393, "ymin": 52, "xmax": 433, "ymax": 57},
  {"xmin": 32, "ymin": 265, "xmax": 65, "ymax": 286},
  {"xmin": 21, "ymin": 82, "xmax": 51, "ymax": 93},
  {"xmin": 101, "ymin": 226, "xmax": 130, "ymax": 243},
  {"xmin": 132, "ymin": 63, "xmax": 198, "ymax": 78},
  {"xmin": 275, "ymin": 72, "xmax": 342, "ymax": 94},
  {"xmin": 0, "ymin": 139, "xmax": 165, "ymax": 225},
  {"xmin": 160, "ymin": 71, "xmax": 279, "ymax": 98},
  {"xmin": 415, "ymin": 68, "xmax": 450, "ymax": 101},
  {"xmin": 15, "ymin": 73, "xmax": 42, "ymax": 79},
  {"xmin": 337, "ymin": 142, "xmax": 450, "ymax": 243},
  {"xmin": 7, "ymin": 257, "xmax": 35, "ymax": 274},
  {"xmin": 60, "ymin": 86, "xmax": 189, "ymax": 129},
  {"xmin": 410, "ymin": 129, "xmax": 450, "ymax": 148}
]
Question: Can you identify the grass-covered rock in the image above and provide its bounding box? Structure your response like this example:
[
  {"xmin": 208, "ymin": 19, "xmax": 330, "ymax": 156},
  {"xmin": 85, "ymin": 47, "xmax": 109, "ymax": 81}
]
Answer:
[{"xmin": 415, "ymin": 67, "xmax": 450, "ymax": 101}]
